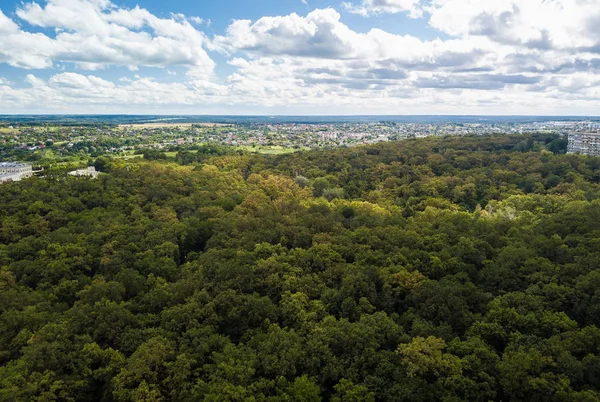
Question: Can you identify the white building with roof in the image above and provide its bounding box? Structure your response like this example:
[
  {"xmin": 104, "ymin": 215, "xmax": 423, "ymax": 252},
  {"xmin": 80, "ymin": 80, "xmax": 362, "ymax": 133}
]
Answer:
[
  {"xmin": 568, "ymin": 133, "xmax": 600, "ymax": 156},
  {"xmin": 0, "ymin": 162, "xmax": 33, "ymax": 183},
  {"xmin": 68, "ymin": 166, "xmax": 99, "ymax": 178}
]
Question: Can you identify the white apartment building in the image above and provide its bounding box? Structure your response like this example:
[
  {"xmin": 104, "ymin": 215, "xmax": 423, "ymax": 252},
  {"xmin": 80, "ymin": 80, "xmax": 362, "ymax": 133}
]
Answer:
[
  {"xmin": 568, "ymin": 133, "xmax": 600, "ymax": 156},
  {"xmin": 0, "ymin": 162, "xmax": 33, "ymax": 183}
]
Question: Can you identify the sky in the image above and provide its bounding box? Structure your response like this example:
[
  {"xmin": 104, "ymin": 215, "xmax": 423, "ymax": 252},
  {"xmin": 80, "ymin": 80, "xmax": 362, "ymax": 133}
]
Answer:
[{"xmin": 1, "ymin": 0, "xmax": 600, "ymax": 115}]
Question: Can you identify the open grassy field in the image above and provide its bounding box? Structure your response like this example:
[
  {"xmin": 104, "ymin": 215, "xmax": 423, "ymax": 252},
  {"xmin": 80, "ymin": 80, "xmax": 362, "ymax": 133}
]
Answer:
[
  {"xmin": 114, "ymin": 154, "xmax": 144, "ymax": 160},
  {"xmin": 236, "ymin": 145, "xmax": 304, "ymax": 155}
]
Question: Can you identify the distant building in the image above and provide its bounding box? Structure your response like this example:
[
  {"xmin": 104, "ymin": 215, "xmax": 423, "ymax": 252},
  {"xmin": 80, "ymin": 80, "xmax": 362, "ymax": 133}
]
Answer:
[
  {"xmin": 568, "ymin": 133, "xmax": 600, "ymax": 156},
  {"xmin": 0, "ymin": 162, "xmax": 33, "ymax": 183},
  {"xmin": 68, "ymin": 166, "xmax": 99, "ymax": 178}
]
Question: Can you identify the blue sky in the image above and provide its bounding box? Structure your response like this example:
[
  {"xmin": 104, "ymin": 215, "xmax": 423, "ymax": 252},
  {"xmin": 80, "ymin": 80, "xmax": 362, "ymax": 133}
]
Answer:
[{"xmin": 1, "ymin": 0, "xmax": 600, "ymax": 114}]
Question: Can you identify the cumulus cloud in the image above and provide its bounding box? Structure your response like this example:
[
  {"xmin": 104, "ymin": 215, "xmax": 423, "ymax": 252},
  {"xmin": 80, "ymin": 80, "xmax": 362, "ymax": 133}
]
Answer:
[
  {"xmin": 213, "ymin": 8, "xmax": 519, "ymax": 96},
  {"xmin": 212, "ymin": 4, "xmax": 600, "ymax": 109},
  {"xmin": 344, "ymin": 0, "xmax": 600, "ymax": 56},
  {"xmin": 8, "ymin": 72, "xmax": 212, "ymax": 109},
  {"xmin": 1, "ymin": 1, "xmax": 600, "ymax": 114},
  {"xmin": 2, "ymin": 67, "xmax": 600, "ymax": 115},
  {"xmin": 0, "ymin": 9, "xmax": 20, "ymax": 34},
  {"xmin": 426, "ymin": 0, "xmax": 600, "ymax": 50},
  {"xmin": 189, "ymin": 16, "xmax": 205, "ymax": 25},
  {"xmin": 215, "ymin": 8, "xmax": 490, "ymax": 68},
  {"xmin": 214, "ymin": 9, "xmax": 356, "ymax": 58},
  {"xmin": 8, "ymin": 69, "xmax": 600, "ymax": 114},
  {"xmin": 0, "ymin": 0, "xmax": 214, "ymax": 74},
  {"xmin": 342, "ymin": 0, "xmax": 422, "ymax": 17}
]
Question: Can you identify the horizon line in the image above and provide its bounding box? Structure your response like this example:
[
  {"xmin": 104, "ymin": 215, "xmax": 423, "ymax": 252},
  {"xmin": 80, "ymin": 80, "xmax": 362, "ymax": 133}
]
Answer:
[{"xmin": 1, "ymin": 114, "xmax": 600, "ymax": 117}]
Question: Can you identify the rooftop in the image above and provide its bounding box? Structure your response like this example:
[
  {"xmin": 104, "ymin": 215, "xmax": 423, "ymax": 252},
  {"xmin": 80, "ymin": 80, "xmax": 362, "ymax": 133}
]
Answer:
[{"xmin": 0, "ymin": 162, "xmax": 30, "ymax": 168}]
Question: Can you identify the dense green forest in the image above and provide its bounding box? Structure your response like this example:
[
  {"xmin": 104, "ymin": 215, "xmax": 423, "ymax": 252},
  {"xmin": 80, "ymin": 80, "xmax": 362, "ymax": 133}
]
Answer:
[{"xmin": 2, "ymin": 133, "xmax": 600, "ymax": 401}]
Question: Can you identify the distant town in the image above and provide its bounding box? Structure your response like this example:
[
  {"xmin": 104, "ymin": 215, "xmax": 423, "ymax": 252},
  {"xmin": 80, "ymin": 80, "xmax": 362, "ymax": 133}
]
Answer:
[{"xmin": 1, "ymin": 118, "xmax": 599, "ymax": 175}]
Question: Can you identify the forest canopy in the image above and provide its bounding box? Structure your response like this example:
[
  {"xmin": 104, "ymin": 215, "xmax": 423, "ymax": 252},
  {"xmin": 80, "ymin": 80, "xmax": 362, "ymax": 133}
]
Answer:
[{"xmin": 1, "ymin": 133, "xmax": 600, "ymax": 401}]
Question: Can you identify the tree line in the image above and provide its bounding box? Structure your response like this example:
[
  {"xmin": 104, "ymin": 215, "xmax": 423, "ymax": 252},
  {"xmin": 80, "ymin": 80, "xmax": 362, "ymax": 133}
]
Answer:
[{"xmin": 1, "ymin": 133, "xmax": 599, "ymax": 401}]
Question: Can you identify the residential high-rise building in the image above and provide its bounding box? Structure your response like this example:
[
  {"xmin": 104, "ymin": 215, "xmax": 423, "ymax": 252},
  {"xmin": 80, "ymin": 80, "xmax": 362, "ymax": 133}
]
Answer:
[{"xmin": 568, "ymin": 133, "xmax": 600, "ymax": 156}]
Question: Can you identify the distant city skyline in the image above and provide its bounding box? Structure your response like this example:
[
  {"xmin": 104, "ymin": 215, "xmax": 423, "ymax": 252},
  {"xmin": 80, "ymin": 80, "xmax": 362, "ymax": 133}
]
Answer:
[
  {"xmin": 1, "ymin": 0, "xmax": 600, "ymax": 115},
  {"xmin": 4, "ymin": 114, "xmax": 600, "ymax": 126}
]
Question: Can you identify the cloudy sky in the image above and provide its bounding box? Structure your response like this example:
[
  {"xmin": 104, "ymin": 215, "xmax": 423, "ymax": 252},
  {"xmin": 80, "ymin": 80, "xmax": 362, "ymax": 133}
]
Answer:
[{"xmin": 0, "ymin": 0, "xmax": 599, "ymax": 115}]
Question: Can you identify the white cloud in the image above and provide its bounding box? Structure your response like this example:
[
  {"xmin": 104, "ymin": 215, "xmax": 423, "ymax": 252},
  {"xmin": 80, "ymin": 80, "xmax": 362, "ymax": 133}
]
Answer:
[
  {"xmin": 343, "ymin": 0, "xmax": 600, "ymax": 56},
  {"xmin": 7, "ymin": 69, "xmax": 600, "ymax": 114},
  {"xmin": 189, "ymin": 16, "xmax": 204, "ymax": 25},
  {"xmin": 191, "ymin": 4, "xmax": 600, "ymax": 113},
  {"xmin": 2, "ymin": 2, "xmax": 600, "ymax": 114},
  {"xmin": 214, "ymin": 8, "xmax": 490, "ymax": 67},
  {"xmin": 0, "ymin": 9, "xmax": 20, "ymax": 34},
  {"xmin": 342, "ymin": 0, "xmax": 422, "ymax": 17},
  {"xmin": 214, "ymin": 9, "xmax": 355, "ymax": 58},
  {"xmin": 426, "ymin": 0, "xmax": 600, "ymax": 51},
  {"xmin": 1, "ymin": 67, "xmax": 600, "ymax": 115},
  {"xmin": 0, "ymin": 0, "xmax": 214, "ymax": 75}
]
